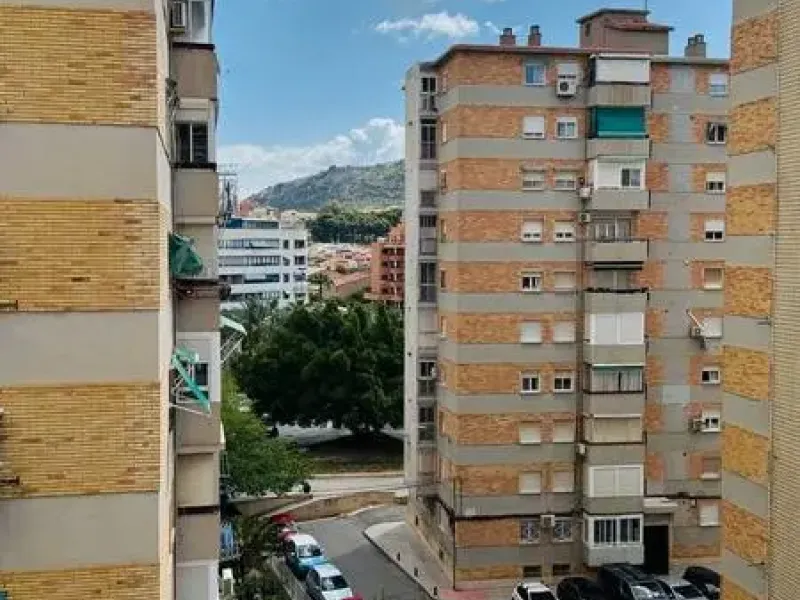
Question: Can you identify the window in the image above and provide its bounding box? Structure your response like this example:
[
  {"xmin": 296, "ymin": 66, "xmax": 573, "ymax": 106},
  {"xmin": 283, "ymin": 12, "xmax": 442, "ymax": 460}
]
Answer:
[
  {"xmin": 439, "ymin": 269, "xmax": 447, "ymax": 290},
  {"xmin": 421, "ymin": 76, "xmax": 437, "ymax": 110},
  {"xmin": 706, "ymin": 122, "xmax": 727, "ymax": 144},
  {"xmin": 554, "ymin": 221, "xmax": 576, "ymax": 242},
  {"xmin": 521, "ymin": 272, "xmax": 543, "ymax": 292},
  {"xmin": 704, "ymin": 218, "xmax": 725, "ymax": 241},
  {"xmin": 553, "ymin": 518, "xmax": 573, "ymax": 541},
  {"xmin": 703, "ymin": 267, "xmax": 724, "ymax": 290},
  {"xmin": 699, "ymin": 502, "xmax": 720, "ymax": 527},
  {"xmin": 420, "ymin": 214, "xmax": 437, "ymax": 229},
  {"xmin": 587, "ymin": 312, "xmax": 645, "ymax": 345},
  {"xmin": 519, "ymin": 423, "xmax": 542, "ymax": 445},
  {"xmin": 553, "ymin": 321, "xmax": 576, "ymax": 343},
  {"xmin": 553, "ymin": 564, "xmax": 571, "ymax": 576},
  {"xmin": 553, "ymin": 420, "xmax": 575, "ymax": 441},
  {"xmin": 522, "ymin": 169, "xmax": 546, "ymax": 191},
  {"xmin": 520, "ymin": 322, "xmax": 543, "ymax": 344},
  {"xmin": 439, "ymin": 169, "xmax": 447, "ymax": 191},
  {"xmin": 419, "ymin": 361, "xmax": 436, "ymax": 379},
  {"xmin": 521, "ymin": 220, "xmax": 544, "ymax": 242},
  {"xmin": 519, "ymin": 472, "xmax": 542, "ymax": 494},
  {"xmin": 418, "ymin": 406, "xmax": 435, "ymax": 424},
  {"xmin": 520, "ymin": 373, "xmax": 541, "ymax": 395},
  {"xmin": 420, "ymin": 191, "xmax": 436, "ymax": 207},
  {"xmin": 175, "ymin": 122, "xmax": 209, "ymax": 164},
  {"xmin": 421, "ymin": 119, "xmax": 437, "ymax": 160},
  {"xmin": 554, "ymin": 171, "xmax": 578, "ymax": 190},
  {"xmin": 439, "ymin": 220, "xmax": 448, "ymax": 242},
  {"xmin": 590, "ymin": 268, "xmax": 637, "ymax": 290},
  {"xmin": 620, "ymin": 167, "xmax": 642, "ymax": 189},
  {"xmin": 553, "ymin": 471, "xmax": 574, "ymax": 494},
  {"xmin": 701, "ymin": 456, "xmax": 722, "ymax": 480},
  {"xmin": 587, "ymin": 515, "xmax": 643, "ymax": 547},
  {"xmin": 522, "ymin": 566, "xmax": 543, "ymax": 579},
  {"xmin": 556, "ymin": 117, "xmax": 578, "ymax": 139},
  {"xmin": 700, "ymin": 409, "xmax": 721, "ymax": 432},
  {"xmin": 702, "ymin": 316, "xmax": 723, "ymax": 338},
  {"xmin": 441, "ymin": 123, "xmax": 448, "ymax": 143},
  {"xmin": 593, "ymin": 217, "xmax": 632, "ymax": 242},
  {"xmin": 294, "ymin": 256, "xmax": 306, "ymax": 266},
  {"xmin": 705, "ymin": 172, "xmax": 726, "ymax": 193},
  {"xmin": 588, "ymin": 465, "xmax": 643, "ymax": 498},
  {"xmin": 553, "ymin": 373, "xmax": 575, "ymax": 394},
  {"xmin": 708, "ymin": 73, "xmax": 729, "ymax": 96},
  {"xmin": 524, "ymin": 62, "xmax": 546, "ymax": 86},
  {"xmin": 554, "ymin": 271, "xmax": 577, "ymax": 291},
  {"xmin": 522, "ymin": 116, "xmax": 546, "ymax": 139},
  {"xmin": 294, "ymin": 239, "xmax": 306, "ymax": 250},
  {"xmin": 587, "ymin": 366, "xmax": 644, "ymax": 393},
  {"xmin": 701, "ymin": 366, "xmax": 721, "ymax": 385},
  {"xmin": 520, "ymin": 519, "xmax": 541, "ymax": 544},
  {"xmin": 175, "ymin": 0, "xmax": 211, "ymax": 43}
]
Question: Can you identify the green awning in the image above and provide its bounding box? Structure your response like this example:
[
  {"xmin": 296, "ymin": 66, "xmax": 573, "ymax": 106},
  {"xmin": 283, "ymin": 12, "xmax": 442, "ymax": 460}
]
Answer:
[
  {"xmin": 173, "ymin": 346, "xmax": 200, "ymax": 364},
  {"xmin": 171, "ymin": 350, "xmax": 210, "ymax": 413},
  {"xmin": 220, "ymin": 315, "xmax": 246, "ymax": 335}
]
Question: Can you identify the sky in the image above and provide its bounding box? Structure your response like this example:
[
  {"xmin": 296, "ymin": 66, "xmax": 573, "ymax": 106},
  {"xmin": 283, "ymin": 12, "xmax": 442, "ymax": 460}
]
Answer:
[{"xmin": 215, "ymin": 0, "xmax": 732, "ymax": 196}]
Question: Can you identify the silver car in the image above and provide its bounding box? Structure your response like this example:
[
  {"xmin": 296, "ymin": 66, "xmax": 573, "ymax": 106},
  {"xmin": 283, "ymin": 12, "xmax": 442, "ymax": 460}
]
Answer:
[{"xmin": 656, "ymin": 577, "xmax": 705, "ymax": 600}]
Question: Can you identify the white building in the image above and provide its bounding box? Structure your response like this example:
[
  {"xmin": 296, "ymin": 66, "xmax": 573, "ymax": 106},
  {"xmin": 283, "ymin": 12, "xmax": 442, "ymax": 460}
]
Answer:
[{"xmin": 219, "ymin": 212, "xmax": 310, "ymax": 310}]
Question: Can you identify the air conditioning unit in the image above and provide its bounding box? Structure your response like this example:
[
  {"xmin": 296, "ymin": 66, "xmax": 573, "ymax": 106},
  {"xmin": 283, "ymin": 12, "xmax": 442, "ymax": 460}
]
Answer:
[
  {"xmin": 557, "ymin": 77, "xmax": 578, "ymax": 97},
  {"xmin": 690, "ymin": 418, "xmax": 705, "ymax": 433},
  {"xmin": 690, "ymin": 326, "xmax": 704, "ymax": 338},
  {"xmin": 579, "ymin": 186, "xmax": 592, "ymax": 201},
  {"xmin": 540, "ymin": 514, "xmax": 555, "ymax": 528},
  {"xmin": 579, "ymin": 212, "xmax": 592, "ymax": 224},
  {"xmin": 169, "ymin": 0, "xmax": 188, "ymax": 31}
]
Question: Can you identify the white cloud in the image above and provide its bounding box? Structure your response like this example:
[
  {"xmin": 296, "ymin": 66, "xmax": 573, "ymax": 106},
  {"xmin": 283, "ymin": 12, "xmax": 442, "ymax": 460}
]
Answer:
[
  {"xmin": 218, "ymin": 118, "xmax": 404, "ymax": 197},
  {"xmin": 375, "ymin": 11, "xmax": 480, "ymax": 40},
  {"xmin": 483, "ymin": 20, "xmax": 502, "ymax": 35}
]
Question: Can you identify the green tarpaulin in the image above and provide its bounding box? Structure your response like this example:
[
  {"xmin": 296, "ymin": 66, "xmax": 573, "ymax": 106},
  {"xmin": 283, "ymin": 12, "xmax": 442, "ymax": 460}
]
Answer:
[
  {"xmin": 171, "ymin": 348, "xmax": 210, "ymax": 413},
  {"xmin": 169, "ymin": 233, "xmax": 204, "ymax": 278}
]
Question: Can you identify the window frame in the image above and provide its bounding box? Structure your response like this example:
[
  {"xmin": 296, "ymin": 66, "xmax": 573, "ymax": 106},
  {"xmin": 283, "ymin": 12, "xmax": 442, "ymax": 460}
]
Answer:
[
  {"xmin": 521, "ymin": 169, "xmax": 547, "ymax": 192},
  {"xmin": 520, "ymin": 321, "xmax": 543, "ymax": 344},
  {"xmin": 520, "ymin": 519, "xmax": 542, "ymax": 544},
  {"xmin": 556, "ymin": 116, "xmax": 579, "ymax": 139},
  {"xmin": 702, "ymin": 316, "xmax": 724, "ymax": 338},
  {"xmin": 705, "ymin": 172, "xmax": 726, "ymax": 194},
  {"xmin": 706, "ymin": 122, "xmax": 727, "ymax": 145},
  {"xmin": 521, "ymin": 220, "xmax": 544, "ymax": 242},
  {"xmin": 175, "ymin": 121, "xmax": 210, "ymax": 165},
  {"xmin": 554, "ymin": 171, "xmax": 579, "ymax": 191},
  {"xmin": 520, "ymin": 372, "xmax": 541, "ymax": 395},
  {"xmin": 553, "ymin": 517, "xmax": 573, "ymax": 541},
  {"xmin": 620, "ymin": 167, "xmax": 643, "ymax": 189},
  {"xmin": 586, "ymin": 366, "xmax": 645, "ymax": 394},
  {"xmin": 519, "ymin": 423, "xmax": 542, "ymax": 445},
  {"xmin": 553, "ymin": 270, "xmax": 577, "ymax": 292},
  {"xmin": 522, "ymin": 115, "xmax": 546, "ymax": 139},
  {"xmin": 520, "ymin": 272, "xmax": 543, "ymax": 293},
  {"xmin": 524, "ymin": 62, "xmax": 547, "ymax": 86},
  {"xmin": 700, "ymin": 409, "xmax": 722, "ymax": 433},
  {"xmin": 553, "ymin": 372, "xmax": 575, "ymax": 394},
  {"xmin": 701, "ymin": 366, "xmax": 721, "ymax": 385},
  {"xmin": 701, "ymin": 456, "xmax": 722, "ymax": 480},
  {"xmin": 698, "ymin": 501, "xmax": 720, "ymax": 527},
  {"xmin": 702, "ymin": 266, "xmax": 724, "ymax": 290},
  {"xmin": 704, "ymin": 218, "xmax": 725, "ymax": 242},
  {"xmin": 708, "ymin": 73, "xmax": 729, "ymax": 97},
  {"xmin": 586, "ymin": 514, "xmax": 643, "ymax": 547},
  {"xmin": 519, "ymin": 472, "xmax": 543, "ymax": 495},
  {"xmin": 553, "ymin": 220, "xmax": 576, "ymax": 242}
]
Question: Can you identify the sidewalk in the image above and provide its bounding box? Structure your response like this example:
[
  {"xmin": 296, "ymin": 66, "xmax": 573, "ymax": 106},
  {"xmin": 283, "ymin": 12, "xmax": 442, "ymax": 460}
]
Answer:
[{"xmin": 364, "ymin": 521, "xmax": 508, "ymax": 600}]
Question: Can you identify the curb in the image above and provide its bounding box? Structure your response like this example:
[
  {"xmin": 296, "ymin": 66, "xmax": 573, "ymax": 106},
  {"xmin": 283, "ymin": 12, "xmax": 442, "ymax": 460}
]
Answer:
[
  {"xmin": 362, "ymin": 526, "xmax": 438, "ymax": 600},
  {"xmin": 312, "ymin": 471, "xmax": 405, "ymax": 479}
]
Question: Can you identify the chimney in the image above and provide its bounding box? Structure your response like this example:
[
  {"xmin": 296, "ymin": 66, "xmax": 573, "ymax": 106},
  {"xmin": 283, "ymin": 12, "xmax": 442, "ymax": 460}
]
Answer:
[
  {"xmin": 499, "ymin": 27, "xmax": 516, "ymax": 46},
  {"xmin": 685, "ymin": 33, "xmax": 707, "ymax": 58},
  {"xmin": 527, "ymin": 25, "xmax": 542, "ymax": 47}
]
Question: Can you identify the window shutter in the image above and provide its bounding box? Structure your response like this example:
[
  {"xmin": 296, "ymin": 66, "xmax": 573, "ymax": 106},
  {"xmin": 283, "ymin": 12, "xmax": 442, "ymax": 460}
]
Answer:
[
  {"xmin": 615, "ymin": 465, "xmax": 643, "ymax": 496},
  {"xmin": 590, "ymin": 467, "xmax": 616, "ymax": 497},
  {"xmin": 617, "ymin": 312, "xmax": 645, "ymax": 345}
]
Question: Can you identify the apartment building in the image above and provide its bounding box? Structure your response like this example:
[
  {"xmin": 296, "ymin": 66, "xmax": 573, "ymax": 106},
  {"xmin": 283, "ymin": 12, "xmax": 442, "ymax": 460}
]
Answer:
[
  {"xmin": 218, "ymin": 213, "xmax": 310, "ymax": 310},
  {"xmin": 404, "ymin": 8, "xmax": 729, "ymax": 587},
  {"xmin": 0, "ymin": 1, "xmax": 222, "ymax": 599},
  {"xmin": 721, "ymin": 2, "xmax": 800, "ymax": 600},
  {"xmin": 366, "ymin": 223, "xmax": 407, "ymax": 305}
]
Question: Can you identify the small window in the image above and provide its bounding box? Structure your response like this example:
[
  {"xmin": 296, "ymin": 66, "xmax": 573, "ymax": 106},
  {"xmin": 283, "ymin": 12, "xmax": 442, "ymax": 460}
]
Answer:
[
  {"xmin": 552, "ymin": 471, "xmax": 574, "ymax": 494},
  {"xmin": 553, "ymin": 321, "xmax": 576, "ymax": 343},
  {"xmin": 701, "ymin": 366, "xmax": 721, "ymax": 385},
  {"xmin": 556, "ymin": 117, "xmax": 578, "ymax": 139},
  {"xmin": 553, "ymin": 271, "xmax": 576, "ymax": 291},
  {"xmin": 420, "ymin": 191, "xmax": 436, "ymax": 207},
  {"xmin": 521, "ymin": 373, "xmax": 541, "ymax": 394},
  {"xmin": 519, "ymin": 423, "xmax": 542, "ymax": 445},
  {"xmin": 553, "ymin": 420, "xmax": 575, "ymax": 442},
  {"xmin": 554, "ymin": 221, "xmax": 576, "ymax": 242},
  {"xmin": 701, "ymin": 456, "xmax": 722, "ymax": 480},
  {"xmin": 520, "ymin": 519, "xmax": 541, "ymax": 544},
  {"xmin": 699, "ymin": 501, "xmax": 720, "ymax": 527},
  {"xmin": 700, "ymin": 410, "xmax": 721, "ymax": 432},
  {"xmin": 704, "ymin": 218, "xmax": 725, "ymax": 241},
  {"xmin": 702, "ymin": 316, "xmax": 723, "ymax": 338},
  {"xmin": 703, "ymin": 267, "xmax": 724, "ymax": 290},
  {"xmin": 522, "ymin": 170, "xmax": 546, "ymax": 191},
  {"xmin": 709, "ymin": 73, "xmax": 729, "ymax": 97},
  {"xmin": 175, "ymin": 122, "xmax": 209, "ymax": 164},
  {"xmin": 553, "ymin": 372, "xmax": 575, "ymax": 394},
  {"xmin": 439, "ymin": 269, "xmax": 447, "ymax": 290},
  {"xmin": 554, "ymin": 518, "xmax": 573, "ymax": 542},
  {"xmin": 439, "ymin": 316, "xmax": 448, "ymax": 338},
  {"xmin": 553, "ymin": 563, "xmax": 572, "ymax": 576},
  {"xmin": 418, "ymin": 406, "xmax": 435, "ymax": 424},
  {"xmin": 420, "ymin": 214, "xmax": 437, "ymax": 228},
  {"xmin": 419, "ymin": 361, "xmax": 436, "ymax": 378},
  {"xmin": 621, "ymin": 168, "xmax": 642, "ymax": 189},
  {"xmin": 522, "ymin": 116, "xmax": 546, "ymax": 139},
  {"xmin": 523, "ymin": 565, "xmax": 543, "ymax": 578},
  {"xmin": 441, "ymin": 122, "xmax": 448, "ymax": 143},
  {"xmin": 705, "ymin": 172, "xmax": 726, "ymax": 193},
  {"xmin": 520, "ymin": 322, "xmax": 543, "ymax": 344},
  {"xmin": 524, "ymin": 62, "xmax": 546, "ymax": 86},
  {"xmin": 706, "ymin": 122, "xmax": 727, "ymax": 144},
  {"xmin": 519, "ymin": 472, "xmax": 542, "ymax": 494},
  {"xmin": 521, "ymin": 220, "xmax": 544, "ymax": 242},
  {"xmin": 554, "ymin": 171, "xmax": 578, "ymax": 191},
  {"xmin": 521, "ymin": 272, "xmax": 543, "ymax": 292},
  {"xmin": 439, "ymin": 169, "xmax": 448, "ymax": 191}
]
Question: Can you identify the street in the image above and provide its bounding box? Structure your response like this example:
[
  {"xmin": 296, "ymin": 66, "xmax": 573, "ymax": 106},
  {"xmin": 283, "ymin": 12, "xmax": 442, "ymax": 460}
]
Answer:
[{"xmin": 300, "ymin": 505, "xmax": 427, "ymax": 600}]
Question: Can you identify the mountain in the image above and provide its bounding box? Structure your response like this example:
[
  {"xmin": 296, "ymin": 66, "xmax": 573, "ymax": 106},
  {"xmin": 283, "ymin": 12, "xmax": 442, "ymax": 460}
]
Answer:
[{"xmin": 249, "ymin": 161, "xmax": 404, "ymax": 211}]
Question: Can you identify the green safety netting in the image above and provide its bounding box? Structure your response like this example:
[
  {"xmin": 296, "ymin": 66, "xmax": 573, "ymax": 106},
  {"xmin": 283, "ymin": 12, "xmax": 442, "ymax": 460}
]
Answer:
[
  {"xmin": 169, "ymin": 233, "xmax": 204, "ymax": 278},
  {"xmin": 171, "ymin": 348, "xmax": 210, "ymax": 413}
]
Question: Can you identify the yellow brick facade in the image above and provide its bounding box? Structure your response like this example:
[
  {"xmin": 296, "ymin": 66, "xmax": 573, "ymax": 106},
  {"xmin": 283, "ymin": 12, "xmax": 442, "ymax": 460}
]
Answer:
[
  {"xmin": 441, "ymin": 158, "xmax": 586, "ymax": 192},
  {"xmin": 0, "ymin": 384, "xmax": 161, "ymax": 496},
  {"xmin": 730, "ymin": 11, "xmax": 777, "ymax": 75},
  {"xmin": 726, "ymin": 184, "xmax": 776, "ymax": 235},
  {"xmin": 722, "ymin": 500, "xmax": 769, "ymax": 564},
  {"xmin": 0, "ymin": 6, "xmax": 157, "ymax": 126},
  {"xmin": 0, "ymin": 564, "xmax": 160, "ymax": 600},
  {"xmin": 0, "ymin": 199, "xmax": 163, "ymax": 311},
  {"xmin": 440, "ymin": 210, "xmax": 577, "ymax": 243},
  {"xmin": 721, "ymin": 425, "xmax": 769, "ymax": 485},
  {"xmin": 439, "ymin": 409, "xmax": 575, "ymax": 445},
  {"xmin": 722, "ymin": 346, "xmax": 770, "ymax": 402},
  {"xmin": 724, "ymin": 266, "xmax": 773, "ymax": 317},
  {"xmin": 441, "ymin": 105, "xmax": 586, "ymax": 140},
  {"xmin": 439, "ymin": 360, "xmax": 574, "ymax": 395},
  {"xmin": 728, "ymin": 98, "xmax": 777, "ymax": 156},
  {"xmin": 439, "ymin": 261, "xmax": 578, "ymax": 294},
  {"xmin": 454, "ymin": 463, "xmax": 574, "ymax": 496},
  {"xmin": 438, "ymin": 311, "xmax": 575, "ymax": 344}
]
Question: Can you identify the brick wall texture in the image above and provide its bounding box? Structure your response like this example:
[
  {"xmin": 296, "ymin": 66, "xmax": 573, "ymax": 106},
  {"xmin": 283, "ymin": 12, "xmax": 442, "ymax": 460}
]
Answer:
[
  {"xmin": 724, "ymin": 267, "xmax": 773, "ymax": 317},
  {"xmin": 440, "ymin": 409, "xmax": 575, "ymax": 445},
  {"xmin": 722, "ymin": 500, "xmax": 768, "ymax": 564},
  {"xmin": 0, "ymin": 199, "xmax": 163, "ymax": 311},
  {"xmin": 442, "ymin": 105, "xmax": 586, "ymax": 139},
  {"xmin": 722, "ymin": 347, "xmax": 770, "ymax": 402},
  {"xmin": 442, "ymin": 158, "xmax": 586, "ymax": 191},
  {"xmin": 0, "ymin": 564, "xmax": 160, "ymax": 600},
  {"xmin": 726, "ymin": 184, "xmax": 776, "ymax": 235},
  {"xmin": 0, "ymin": 6, "xmax": 157, "ymax": 126},
  {"xmin": 730, "ymin": 11, "xmax": 777, "ymax": 75},
  {"xmin": 0, "ymin": 384, "xmax": 161, "ymax": 497},
  {"xmin": 440, "ymin": 51, "xmax": 588, "ymax": 89},
  {"xmin": 454, "ymin": 464, "xmax": 574, "ymax": 496},
  {"xmin": 721, "ymin": 425, "xmax": 769, "ymax": 485},
  {"xmin": 439, "ymin": 361, "xmax": 575, "ymax": 395},
  {"xmin": 728, "ymin": 98, "xmax": 777, "ymax": 155},
  {"xmin": 439, "ymin": 312, "xmax": 575, "ymax": 344},
  {"xmin": 439, "ymin": 261, "xmax": 578, "ymax": 293}
]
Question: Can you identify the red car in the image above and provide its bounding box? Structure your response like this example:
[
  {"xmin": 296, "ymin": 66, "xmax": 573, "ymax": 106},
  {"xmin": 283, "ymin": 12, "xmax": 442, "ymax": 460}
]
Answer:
[{"xmin": 270, "ymin": 512, "xmax": 297, "ymax": 542}]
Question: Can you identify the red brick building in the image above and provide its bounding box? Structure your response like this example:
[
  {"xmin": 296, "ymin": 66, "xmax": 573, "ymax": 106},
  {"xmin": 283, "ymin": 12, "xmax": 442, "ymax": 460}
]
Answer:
[{"xmin": 366, "ymin": 223, "xmax": 405, "ymax": 305}]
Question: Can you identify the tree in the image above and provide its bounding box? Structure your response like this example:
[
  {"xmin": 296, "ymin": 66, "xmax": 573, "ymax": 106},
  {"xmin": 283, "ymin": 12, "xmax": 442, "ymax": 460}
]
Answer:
[
  {"xmin": 307, "ymin": 203, "xmax": 402, "ymax": 243},
  {"xmin": 221, "ymin": 372, "xmax": 311, "ymax": 496},
  {"xmin": 232, "ymin": 298, "xmax": 403, "ymax": 435},
  {"xmin": 231, "ymin": 515, "xmax": 284, "ymax": 600},
  {"xmin": 307, "ymin": 271, "xmax": 333, "ymax": 300}
]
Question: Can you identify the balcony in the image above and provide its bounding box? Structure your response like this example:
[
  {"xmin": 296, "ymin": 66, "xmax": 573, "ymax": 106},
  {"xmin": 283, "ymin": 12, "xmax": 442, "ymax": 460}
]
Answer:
[
  {"xmin": 418, "ymin": 378, "xmax": 437, "ymax": 398},
  {"xmin": 584, "ymin": 543, "xmax": 644, "ymax": 568},
  {"xmin": 418, "ymin": 423, "xmax": 436, "ymax": 445},
  {"xmin": 172, "ymin": 226, "xmax": 219, "ymax": 280},
  {"xmin": 584, "ymin": 290, "xmax": 648, "ymax": 313},
  {"xmin": 583, "ymin": 392, "xmax": 645, "ymax": 417},
  {"xmin": 174, "ymin": 169, "xmax": 219, "ymax": 224},
  {"xmin": 171, "ymin": 45, "xmax": 218, "ymax": 100},
  {"xmin": 586, "ymin": 139, "xmax": 650, "ymax": 160},
  {"xmin": 177, "ymin": 402, "xmax": 222, "ymax": 454},
  {"xmin": 587, "ymin": 189, "xmax": 650, "ymax": 211},
  {"xmin": 586, "ymin": 239, "xmax": 648, "ymax": 264},
  {"xmin": 587, "ymin": 84, "xmax": 651, "ymax": 107}
]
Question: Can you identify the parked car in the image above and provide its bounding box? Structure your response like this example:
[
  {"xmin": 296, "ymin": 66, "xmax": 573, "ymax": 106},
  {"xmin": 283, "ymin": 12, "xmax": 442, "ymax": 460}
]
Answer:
[
  {"xmin": 511, "ymin": 581, "xmax": 558, "ymax": 600},
  {"xmin": 682, "ymin": 566, "xmax": 720, "ymax": 600},
  {"xmin": 655, "ymin": 577, "xmax": 705, "ymax": 599},
  {"xmin": 597, "ymin": 564, "xmax": 670, "ymax": 600},
  {"xmin": 557, "ymin": 577, "xmax": 607, "ymax": 600},
  {"xmin": 270, "ymin": 512, "xmax": 297, "ymax": 542},
  {"xmin": 305, "ymin": 563, "xmax": 355, "ymax": 600},
  {"xmin": 284, "ymin": 533, "xmax": 327, "ymax": 577}
]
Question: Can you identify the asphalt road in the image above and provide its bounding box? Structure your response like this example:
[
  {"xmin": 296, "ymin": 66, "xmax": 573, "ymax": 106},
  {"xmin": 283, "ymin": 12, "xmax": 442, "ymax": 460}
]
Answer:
[{"xmin": 300, "ymin": 505, "xmax": 427, "ymax": 600}]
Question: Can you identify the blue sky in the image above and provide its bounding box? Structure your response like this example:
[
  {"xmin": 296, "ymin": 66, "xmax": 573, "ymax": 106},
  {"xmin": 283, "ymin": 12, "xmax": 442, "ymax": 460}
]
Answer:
[{"xmin": 216, "ymin": 0, "xmax": 731, "ymax": 195}]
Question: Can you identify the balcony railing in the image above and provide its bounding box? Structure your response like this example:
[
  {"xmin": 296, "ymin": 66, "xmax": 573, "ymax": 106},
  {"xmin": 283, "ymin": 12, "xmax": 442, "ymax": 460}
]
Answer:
[
  {"xmin": 420, "ymin": 284, "xmax": 437, "ymax": 303},
  {"xmin": 418, "ymin": 423, "xmax": 436, "ymax": 443},
  {"xmin": 418, "ymin": 378, "xmax": 437, "ymax": 397}
]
